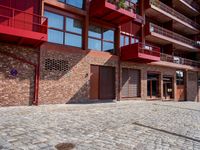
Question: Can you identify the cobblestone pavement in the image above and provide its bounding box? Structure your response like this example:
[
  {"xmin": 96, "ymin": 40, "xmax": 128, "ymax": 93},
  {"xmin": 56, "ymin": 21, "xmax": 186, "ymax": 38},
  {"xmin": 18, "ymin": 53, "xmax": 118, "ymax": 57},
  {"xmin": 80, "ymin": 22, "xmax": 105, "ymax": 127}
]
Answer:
[{"xmin": 1, "ymin": 101, "xmax": 200, "ymax": 150}]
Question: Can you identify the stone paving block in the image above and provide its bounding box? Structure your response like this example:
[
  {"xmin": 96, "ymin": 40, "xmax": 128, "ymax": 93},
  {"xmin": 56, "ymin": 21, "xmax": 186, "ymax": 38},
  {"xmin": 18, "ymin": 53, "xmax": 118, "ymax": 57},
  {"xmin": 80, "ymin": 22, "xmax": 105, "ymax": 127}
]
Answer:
[{"xmin": 1, "ymin": 101, "xmax": 200, "ymax": 149}]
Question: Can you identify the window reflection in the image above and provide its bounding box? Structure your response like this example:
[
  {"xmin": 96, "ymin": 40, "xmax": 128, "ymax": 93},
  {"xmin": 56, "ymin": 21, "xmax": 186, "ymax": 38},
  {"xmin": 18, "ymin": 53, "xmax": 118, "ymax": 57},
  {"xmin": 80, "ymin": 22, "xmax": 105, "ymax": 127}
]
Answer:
[
  {"xmin": 44, "ymin": 11, "xmax": 83, "ymax": 48},
  {"xmin": 44, "ymin": 11, "xmax": 64, "ymax": 29},
  {"xmin": 59, "ymin": 0, "xmax": 83, "ymax": 9},
  {"xmin": 88, "ymin": 25, "xmax": 115, "ymax": 53}
]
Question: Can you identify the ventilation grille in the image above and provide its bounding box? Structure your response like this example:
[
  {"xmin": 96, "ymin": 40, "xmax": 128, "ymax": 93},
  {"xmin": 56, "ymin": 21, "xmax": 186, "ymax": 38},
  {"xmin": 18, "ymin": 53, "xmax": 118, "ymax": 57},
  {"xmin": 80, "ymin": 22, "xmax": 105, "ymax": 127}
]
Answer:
[{"xmin": 45, "ymin": 58, "xmax": 69, "ymax": 71}]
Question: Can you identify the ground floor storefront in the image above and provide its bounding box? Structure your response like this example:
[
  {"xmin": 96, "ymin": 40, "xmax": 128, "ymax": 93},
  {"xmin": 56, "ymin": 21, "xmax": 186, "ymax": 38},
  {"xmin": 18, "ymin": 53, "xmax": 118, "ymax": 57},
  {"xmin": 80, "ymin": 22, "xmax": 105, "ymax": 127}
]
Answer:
[{"xmin": 0, "ymin": 42, "xmax": 200, "ymax": 106}]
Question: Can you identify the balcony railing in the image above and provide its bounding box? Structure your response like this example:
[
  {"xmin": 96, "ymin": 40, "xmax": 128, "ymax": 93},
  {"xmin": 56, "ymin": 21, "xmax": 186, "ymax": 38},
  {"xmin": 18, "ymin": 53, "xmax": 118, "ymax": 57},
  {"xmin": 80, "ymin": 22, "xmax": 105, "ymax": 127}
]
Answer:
[
  {"xmin": 137, "ymin": 43, "xmax": 160, "ymax": 57},
  {"xmin": 0, "ymin": 4, "xmax": 48, "ymax": 34},
  {"xmin": 121, "ymin": 42, "xmax": 160, "ymax": 62},
  {"xmin": 150, "ymin": 0, "xmax": 200, "ymax": 29},
  {"xmin": 107, "ymin": 0, "xmax": 136, "ymax": 13},
  {"xmin": 182, "ymin": 0, "xmax": 200, "ymax": 12},
  {"xmin": 149, "ymin": 23, "xmax": 199, "ymax": 47},
  {"xmin": 161, "ymin": 53, "xmax": 200, "ymax": 68}
]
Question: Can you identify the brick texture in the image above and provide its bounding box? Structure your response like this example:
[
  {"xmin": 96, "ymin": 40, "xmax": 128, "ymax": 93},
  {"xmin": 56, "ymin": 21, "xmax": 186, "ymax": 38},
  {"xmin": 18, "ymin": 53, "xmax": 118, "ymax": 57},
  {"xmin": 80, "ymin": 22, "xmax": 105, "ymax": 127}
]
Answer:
[
  {"xmin": 187, "ymin": 71, "xmax": 198, "ymax": 101},
  {"xmin": 0, "ymin": 42, "xmax": 200, "ymax": 106},
  {"xmin": 0, "ymin": 43, "xmax": 38, "ymax": 106},
  {"xmin": 39, "ymin": 43, "xmax": 118, "ymax": 104}
]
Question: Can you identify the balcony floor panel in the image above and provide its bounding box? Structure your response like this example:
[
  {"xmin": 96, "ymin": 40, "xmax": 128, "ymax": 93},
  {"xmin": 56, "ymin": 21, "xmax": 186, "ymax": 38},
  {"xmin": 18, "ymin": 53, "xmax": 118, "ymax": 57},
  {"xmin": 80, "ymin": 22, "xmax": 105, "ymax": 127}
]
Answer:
[
  {"xmin": 90, "ymin": 1, "xmax": 136, "ymax": 25},
  {"xmin": 0, "ymin": 25, "xmax": 47, "ymax": 47}
]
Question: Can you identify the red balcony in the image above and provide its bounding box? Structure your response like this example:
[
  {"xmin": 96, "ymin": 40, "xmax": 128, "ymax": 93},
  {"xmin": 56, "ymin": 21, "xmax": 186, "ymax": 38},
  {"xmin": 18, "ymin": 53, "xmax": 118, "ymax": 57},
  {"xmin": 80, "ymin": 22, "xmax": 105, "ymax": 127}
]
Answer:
[
  {"xmin": 0, "ymin": 5, "xmax": 48, "ymax": 47},
  {"xmin": 90, "ymin": 0, "xmax": 136, "ymax": 25},
  {"xmin": 121, "ymin": 43, "xmax": 161, "ymax": 62}
]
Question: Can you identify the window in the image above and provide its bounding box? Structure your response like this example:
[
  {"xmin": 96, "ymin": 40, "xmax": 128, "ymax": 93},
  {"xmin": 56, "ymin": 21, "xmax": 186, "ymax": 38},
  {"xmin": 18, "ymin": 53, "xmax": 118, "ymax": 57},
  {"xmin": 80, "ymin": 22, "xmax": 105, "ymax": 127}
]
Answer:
[
  {"xmin": 59, "ymin": 0, "xmax": 83, "ymax": 9},
  {"xmin": 88, "ymin": 25, "xmax": 114, "ymax": 53},
  {"xmin": 176, "ymin": 71, "xmax": 184, "ymax": 85},
  {"xmin": 44, "ymin": 11, "xmax": 83, "ymax": 48},
  {"xmin": 120, "ymin": 34, "xmax": 139, "ymax": 47}
]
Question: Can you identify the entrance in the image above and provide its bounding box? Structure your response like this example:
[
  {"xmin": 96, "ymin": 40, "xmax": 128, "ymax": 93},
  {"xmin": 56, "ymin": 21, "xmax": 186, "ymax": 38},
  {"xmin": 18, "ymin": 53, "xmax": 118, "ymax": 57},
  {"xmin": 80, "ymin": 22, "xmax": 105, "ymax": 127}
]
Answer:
[
  {"xmin": 90, "ymin": 65, "xmax": 115, "ymax": 100},
  {"xmin": 176, "ymin": 71, "xmax": 185, "ymax": 101},
  {"xmin": 122, "ymin": 68, "xmax": 140, "ymax": 98},
  {"xmin": 163, "ymin": 76, "xmax": 173, "ymax": 100},
  {"xmin": 147, "ymin": 73, "xmax": 160, "ymax": 98}
]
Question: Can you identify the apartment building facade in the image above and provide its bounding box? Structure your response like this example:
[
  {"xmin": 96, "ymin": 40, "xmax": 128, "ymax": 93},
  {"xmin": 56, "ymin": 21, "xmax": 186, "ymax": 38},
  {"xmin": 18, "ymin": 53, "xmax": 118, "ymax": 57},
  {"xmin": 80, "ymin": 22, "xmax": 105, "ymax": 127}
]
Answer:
[{"xmin": 0, "ymin": 0, "xmax": 200, "ymax": 106}]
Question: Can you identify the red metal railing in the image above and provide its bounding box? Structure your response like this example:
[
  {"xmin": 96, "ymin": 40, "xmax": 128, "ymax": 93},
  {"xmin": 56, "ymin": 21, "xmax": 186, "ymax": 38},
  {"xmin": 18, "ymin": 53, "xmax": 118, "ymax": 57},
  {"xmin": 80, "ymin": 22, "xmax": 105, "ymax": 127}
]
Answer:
[
  {"xmin": 137, "ymin": 43, "xmax": 161, "ymax": 57},
  {"xmin": 0, "ymin": 4, "xmax": 48, "ymax": 34},
  {"xmin": 150, "ymin": 0, "xmax": 200, "ymax": 29},
  {"xmin": 107, "ymin": 0, "xmax": 137, "ymax": 13},
  {"xmin": 161, "ymin": 53, "xmax": 200, "ymax": 68},
  {"xmin": 149, "ymin": 23, "xmax": 199, "ymax": 47}
]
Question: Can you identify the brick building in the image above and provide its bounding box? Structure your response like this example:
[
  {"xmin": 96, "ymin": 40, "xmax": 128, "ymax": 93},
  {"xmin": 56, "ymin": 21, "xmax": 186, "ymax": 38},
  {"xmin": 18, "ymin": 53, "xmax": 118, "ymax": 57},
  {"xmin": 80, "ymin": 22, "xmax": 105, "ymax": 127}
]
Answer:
[{"xmin": 0, "ymin": 0, "xmax": 200, "ymax": 106}]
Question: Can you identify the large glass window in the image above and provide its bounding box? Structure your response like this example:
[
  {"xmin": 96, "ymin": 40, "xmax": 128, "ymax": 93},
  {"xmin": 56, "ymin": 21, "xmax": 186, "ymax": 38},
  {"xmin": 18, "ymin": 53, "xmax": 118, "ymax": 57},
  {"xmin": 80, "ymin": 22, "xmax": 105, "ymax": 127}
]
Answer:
[
  {"xmin": 44, "ymin": 11, "xmax": 83, "ymax": 48},
  {"xmin": 58, "ymin": 0, "xmax": 83, "ymax": 9},
  {"xmin": 88, "ymin": 25, "xmax": 114, "ymax": 53}
]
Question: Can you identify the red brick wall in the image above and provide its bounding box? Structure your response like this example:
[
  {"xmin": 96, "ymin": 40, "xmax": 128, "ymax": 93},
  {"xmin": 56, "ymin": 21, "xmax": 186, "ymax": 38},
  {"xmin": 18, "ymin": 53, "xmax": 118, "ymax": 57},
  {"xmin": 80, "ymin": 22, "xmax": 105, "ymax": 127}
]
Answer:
[
  {"xmin": 39, "ymin": 43, "xmax": 119, "ymax": 104},
  {"xmin": 187, "ymin": 71, "xmax": 198, "ymax": 101},
  {"xmin": 0, "ymin": 43, "xmax": 38, "ymax": 106}
]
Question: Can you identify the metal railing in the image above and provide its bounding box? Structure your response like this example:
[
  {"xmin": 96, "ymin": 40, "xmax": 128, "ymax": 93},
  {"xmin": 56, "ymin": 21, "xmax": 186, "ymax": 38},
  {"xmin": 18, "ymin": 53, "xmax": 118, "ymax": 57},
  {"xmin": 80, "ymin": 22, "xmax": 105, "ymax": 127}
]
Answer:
[
  {"xmin": 107, "ymin": 0, "xmax": 137, "ymax": 13},
  {"xmin": 137, "ymin": 43, "xmax": 161, "ymax": 57},
  {"xmin": 0, "ymin": 4, "xmax": 48, "ymax": 34},
  {"xmin": 161, "ymin": 53, "xmax": 200, "ymax": 68},
  {"xmin": 124, "ymin": 42, "xmax": 200, "ymax": 68},
  {"xmin": 150, "ymin": 0, "xmax": 200, "ymax": 29},
  {"xmin": 149, "ymin": 23, "xmax": 199, "ymax": 47},
  {"xmin": 182, "ymin": 0, "xmax": 200, "ymax": 11}
]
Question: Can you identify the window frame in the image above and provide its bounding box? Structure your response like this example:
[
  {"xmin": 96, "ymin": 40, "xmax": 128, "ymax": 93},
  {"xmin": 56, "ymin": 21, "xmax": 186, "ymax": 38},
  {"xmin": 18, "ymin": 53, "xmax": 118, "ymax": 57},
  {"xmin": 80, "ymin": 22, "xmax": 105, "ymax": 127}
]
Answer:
[
  {"xmin": 58, "ymin": 0, "xmax": 84, "ymax": 9},
  {"xmin": 44, "ymin": 10, "xmax": 83, "ymax": 48},
  {"xmin": 120, "ymin": 33, "xmax": 140, "ymax": 47},
  {"xmin": 88, "ymin": 25, "xmax": 115, "ymax": 52}
]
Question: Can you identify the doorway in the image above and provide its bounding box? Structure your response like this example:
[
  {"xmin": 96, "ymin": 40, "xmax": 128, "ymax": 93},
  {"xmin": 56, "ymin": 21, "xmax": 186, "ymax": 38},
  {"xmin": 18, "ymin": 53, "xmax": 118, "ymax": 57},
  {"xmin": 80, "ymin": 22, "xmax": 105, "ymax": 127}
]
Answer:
[
  {"xmin": 122, "ymin": 68, "xmax": 140, "ymax": 98},
  {"xmin": 176, "ymin": 70, "xmax": 185, "ymax": 101},
  {"xmin": 147, "ymin": 73, "xmax": 160, "ymax": 99},
  {"xmin": 90, "ymin": 65, "xmax": 115, "ymax": 100},
  {"xmin": 163, "ymin": 76, "xmax": 173, "ymax": 100}
]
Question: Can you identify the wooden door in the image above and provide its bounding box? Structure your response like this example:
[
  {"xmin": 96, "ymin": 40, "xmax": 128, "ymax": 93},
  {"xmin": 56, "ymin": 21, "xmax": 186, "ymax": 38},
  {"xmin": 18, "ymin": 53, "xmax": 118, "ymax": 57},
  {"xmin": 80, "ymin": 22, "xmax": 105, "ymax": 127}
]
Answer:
[
  {"xmin": 176, "ymin": 85, "xmax": 185, "ymax": 101},
  {"xmin": 90, "ymin": 65, "xmax": 99, "ymax": 99},
  {"xmin": 122, "ymin": 69, "xmax": 129, "ymax": 97},
  {"xmin": 90, "ymin": 65, "xmax": 115, "ymax": 100},
  {"xmin": 99, "ymin": 66, "xmax": 115, "ymax": 100}
]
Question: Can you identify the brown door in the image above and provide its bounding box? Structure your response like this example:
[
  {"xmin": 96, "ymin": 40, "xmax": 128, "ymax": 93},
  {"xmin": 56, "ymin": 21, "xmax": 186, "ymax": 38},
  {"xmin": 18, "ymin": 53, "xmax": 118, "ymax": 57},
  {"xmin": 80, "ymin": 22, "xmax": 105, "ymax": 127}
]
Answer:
[
  {"xmin": 90, "ymin": 65, "xmax": 99, "ymax": 99},
  {"xmin": 122, "ymin": 68, "xmax": 129, "ymax": 97},
  {"xmin": 90, "ymin": 65, "xmax": 115, "ymax": 100},
  {"xmin": 99, "ymin": 66, "xmax": 115, "ymax": 100},
  {"xmin": 122, "ymin": 68, "xmax": 140, "ymax": 98},
  {"xmin": 176, "ymin": 85, "xmax": 185, "ymax": 101},
  {"xmin": 176, "ymin": 71, "xmax": 185, "ymax": 101}
]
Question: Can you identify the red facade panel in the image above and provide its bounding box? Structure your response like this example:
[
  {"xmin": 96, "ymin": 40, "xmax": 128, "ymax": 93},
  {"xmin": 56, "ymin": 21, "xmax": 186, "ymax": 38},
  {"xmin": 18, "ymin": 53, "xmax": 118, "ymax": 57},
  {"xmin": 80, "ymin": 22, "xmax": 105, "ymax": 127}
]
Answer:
[
  {"xmin": 90, "ymin": 0, "xmax": 136, "ymax": 25},
  {"xmin": 121, "ymin": 43, "xmax": 160, "ymax": 62},
  {"xmin": 0, "ymin": 1, "xmax": 47, "ymax": 47}
]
